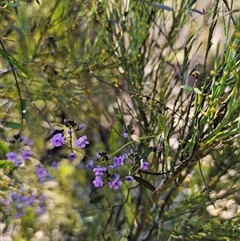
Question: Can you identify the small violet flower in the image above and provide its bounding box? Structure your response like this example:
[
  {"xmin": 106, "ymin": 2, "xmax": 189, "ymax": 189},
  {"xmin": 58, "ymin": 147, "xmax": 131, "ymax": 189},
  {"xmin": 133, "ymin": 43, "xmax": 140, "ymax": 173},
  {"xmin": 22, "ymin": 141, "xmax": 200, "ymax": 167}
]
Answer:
[
  {"xmin": 86, "ymin": 160, "xmax": 94, "ymax": 169},
  {"xmin": 113, "ymin": 155, "xmax": 125, "ymax": 168},
  {"xmin": 69, "ymin": 152, "xmax": 77, "ymax": 161},
  {"xmin": 108, "ymin": 173, "xmax": 122, "ymax": 190},
  {"xmin": 15, "ymin": 212, "xmax": 25, "ymax": 219},
  {"xmin": 50, "ymin": 133, "xmax": 65, "ymax": 147},
  {"xmin": 93, "ymin": 166, "xmax": 106, "ymax": 176},
  {"xmin": 122, "ymin": 130, "xmax": 128, "ymax": 138},
  {"xmin": 14, "ymin": 159, "xmax": 24, "ymax": 167},
  {"xmin": 140, "ymin": 159, "xmax": 149, "ymax": 170},
  {"xmin": 21, "ymin": 149, "xmax": 32, "ymax": 159},
  {"xmin": 20, "ymin": 136, "xmax": 33, "ymax": 146},
  {"xmin": 52, "ymin": 161, "xmax": 59, "ymax": 168},
  {"xmin": 76, "ymin": 124, "xmax": 84, "ymax": 131},
  {"xmin": 74, "ymin": 135, "xmax": 89, "ymax": 148},
  {"xmin": 2, "ymin": 187, "xmax": 47, "ymax": 218},
  {"xmin": 93, "ymin": 175, "xmax": 104, "ymax": 187},
  {"xmin": 6, "ymin": 152, "xmax": 18, "ymax": 161},
  {"xmin": 35, "ymin": 206, "xmax": 46, "ymax": 216},
  {"xmin": 125, "ymin": 175, "xmax": 134, "ymax": 182},
  {"xmin": 35, "ymin": 166, "xmax": 49, "ymax": 183},
  {"xmin": 6, "ymin": 152, "xmax": 23, "ymax": 166}
]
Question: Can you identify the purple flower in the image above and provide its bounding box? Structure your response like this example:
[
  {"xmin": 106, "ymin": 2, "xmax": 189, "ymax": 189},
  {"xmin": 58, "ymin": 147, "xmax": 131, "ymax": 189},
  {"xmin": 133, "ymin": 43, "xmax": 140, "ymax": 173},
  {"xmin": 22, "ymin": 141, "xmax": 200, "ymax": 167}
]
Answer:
[
  {"xmin": 122, "ymin": 130, "xmax": 128, "ymax": 138},
  {"xmin": 93, "ymin": 175, "xmax": 103, "ymax": 187},
  {"xmin": 108, "ymin": 173, "xmax": 122, "ymax": 190},
  {"xmin": 35, "ymin": 166, "xmax": 49, "ymax": 182},
  {"xmin": 69, "ymin": 152, "xmax": 77, "ymax": 161},
  {"xmin": 93, "ymin": 166, "xmax": 106, "ymax": 176},
  {"xmin": 1, "ymin": 199, "xmax": 10, "ymax": 205},
  {"xmin": 76, "ymin": 124, "xmax": 84, "ymax": 131},
  {"xmin": 140, "ymin": 159, "xmax": 149, "ymax": 170},
  {"xmin": 10, "ymin": 192, "xmax": 21, "ymax": 201},
  {"xmin": 6, "ymin": 152, "xmax": 18, "ymax": 161},
  {"xmin": 2, "ymin": 186, "xmax": 47, "ymax": 218},
  {"xmin": 21, "ymin": 149, "xmax": 32, "ymax": 159},
  {"xmin": 52, "ymin": 161, "xmax": 59, "ymax": 168},
  {"xmin": 20, "ymin": 136, "xmax": 33, "ymax": 146},
  {"xmin": 20, "ymin": 195, "xmax": 35, "ymax": 205},
  {"xmin": 74, "ymin": 135, "xmax": 89, "ymax": 148},
  {"xmin": 113, "ymin": 155, "xmax": 125, "ymax": 168},
  {"xmin": 35, "ymin": 206, "xmax": 46, "ymax": 216},
  {"xmin": 50, "ymin": 133, "xmax": 65, "ymax": 147},
  {"xmin": 125, "ymin": 175, "xmax": 134, "ymax": 182},
  {"xmin": 14, "ymin": 212, "xmax": 25, "ymax": 218},
  {"xmin": 15, "ymin": 159, "xmax": 24, "ymax": 167},
  {"xmin": 87, "ymin": 160, "xmax": 94, "ymax": 169},
  {"xmin": 7, "ymin": 152, "xmax": 23, "ymax": 166}
]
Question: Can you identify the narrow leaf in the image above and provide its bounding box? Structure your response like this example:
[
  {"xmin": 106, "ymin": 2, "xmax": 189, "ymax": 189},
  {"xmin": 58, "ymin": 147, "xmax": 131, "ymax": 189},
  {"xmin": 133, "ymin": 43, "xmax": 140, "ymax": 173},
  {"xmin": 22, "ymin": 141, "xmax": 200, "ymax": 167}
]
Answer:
[
  {"xmin": 0, "ymin": 49, "xmax": 28, "ymax": 77},
  {"xmin": 141, "ymin": 147, "xmax": 154, "ymax": 160},
  {"xmin": 6, "ymin": 122, "xmax": 24, "ymax": 129},
  {"xmin": 152, "ymin": 3, "xmax": 173, "ymax": 12},
  {"xmin": 193, "ymin": 87, "xmax": 202, "ymax": 95},
  {"xmin": 189, "ymin": 0, "xmax": 197, "ymax": 8},
  {"xmin": 0, "ymin": 140, "xmax": 10, "ymax": 154},
  {"xmin": 180, "ymin": 85, "xmax": 193, "ymax": 91},
  {"xmin": 133, "ymin": 176, "xmax": 156, "ymax": 192},
  {"xmin": 22, "ymin": 99, "xmax": 30, "ymax": 122},
  {"xmin": 89, "ymin": 195, "xmax": 104, "ymax": 203},
  {"xmin": 190, "ymin": 9, "xmax": 203, "ymax": 15}
]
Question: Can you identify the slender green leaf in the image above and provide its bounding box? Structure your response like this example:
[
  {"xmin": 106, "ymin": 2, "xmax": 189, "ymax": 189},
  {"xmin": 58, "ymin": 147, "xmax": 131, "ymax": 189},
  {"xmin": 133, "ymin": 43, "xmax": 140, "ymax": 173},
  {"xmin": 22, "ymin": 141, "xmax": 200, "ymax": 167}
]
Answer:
[
  {"xmin": 22, "ymin": 99, "xmax": 30, "ymax": 122},
  {"xmin": 190, "ymin": 9, "xmax": 203, "ymax": 15},
  {"xmin": 133, "ymin": 176, "xmax": 156, "ymax": 192},
  {"xmin": 152, "ymin": 3, "xmax": 173, "ymax": 12},
  {"xmin": 0, "ymin": 49, "xmax": 28, "ymax": 77},
  {"xmin": 6, "ymin": 122, "xmax": 24, "ymax": 129},
  {"xmin": 141, "ymin": 147, "xmax": 154, "ymax": 160},
  {"xmin": 189, "ymin": 0, "xmax": 197, "ymax": 8},
  {"xmin": 0, "ymin": 140, "xmax": 9, "ymax": 154},
  {"xmin": 89, "ymin": 195, "xmax": 105, "ymax": 203},
  {"xmin": 193, "ymin": 88, "xmax": 202, "ymax": 95},
  {"xmin": 180, "ymin": 85, "xmax": 193, "ymax": 91}
]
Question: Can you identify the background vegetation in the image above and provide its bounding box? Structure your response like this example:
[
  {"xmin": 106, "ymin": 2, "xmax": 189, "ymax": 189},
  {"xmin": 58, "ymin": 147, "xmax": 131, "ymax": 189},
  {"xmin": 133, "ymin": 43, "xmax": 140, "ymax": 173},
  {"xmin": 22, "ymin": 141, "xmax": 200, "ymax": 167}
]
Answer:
[{"xmin": 0, "ymin": 0, "xmax": 240, "ymax": 240}]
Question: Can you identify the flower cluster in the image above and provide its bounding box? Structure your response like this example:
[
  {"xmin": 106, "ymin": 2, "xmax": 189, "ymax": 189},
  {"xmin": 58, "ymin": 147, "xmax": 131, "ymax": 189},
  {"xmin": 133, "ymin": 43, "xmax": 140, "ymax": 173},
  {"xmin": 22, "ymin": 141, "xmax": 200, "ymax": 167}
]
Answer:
[
  {"xmin": 5, "ymin": 135, "xmax": 53, "ymax": 183},
  {"xmin": 89, "ymin": 150, "xmax": 149, "ymax": 190},
  {"xmin": 2, "ymin": 120, "xmax": 90, "ymax": 220},
  {"xmin": 3, "ymin": 119, "xmax": 150, "ymax": 221},
  {"xmin": 6, "ymin": 135, "xmax": 33, "ymax": 167},
  {"xmin": 50, "ymin": 119, "xmax": 89, "ymax": 161},
  {"xmin": 1, "ymin": 185, "xmax": 47, "ymax": 218},
  {"xmin": 35, "ymin": 166, "xmax": 51, "ymax": 183}
]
